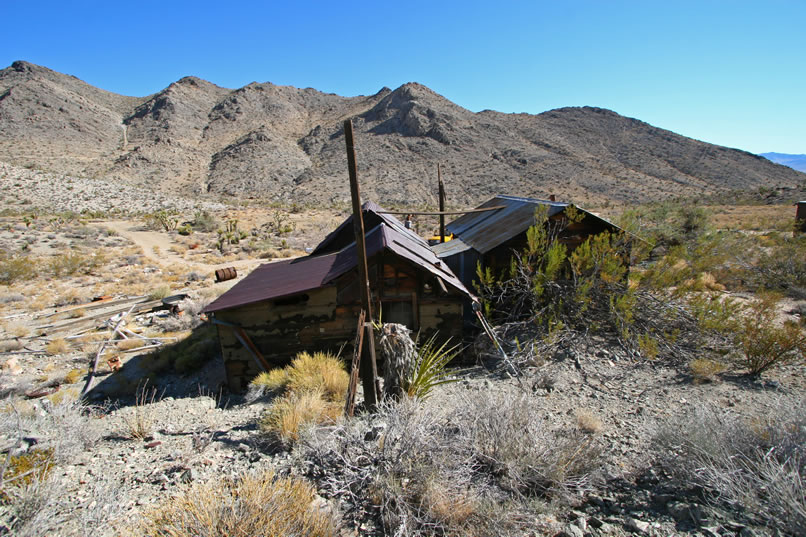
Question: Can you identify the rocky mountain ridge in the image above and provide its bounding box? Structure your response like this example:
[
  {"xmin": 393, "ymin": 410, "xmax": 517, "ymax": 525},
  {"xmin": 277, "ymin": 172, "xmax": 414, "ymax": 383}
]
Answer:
[{"xmin": 1, "ymin": 60, "xmax": 804, "ymax": 207}]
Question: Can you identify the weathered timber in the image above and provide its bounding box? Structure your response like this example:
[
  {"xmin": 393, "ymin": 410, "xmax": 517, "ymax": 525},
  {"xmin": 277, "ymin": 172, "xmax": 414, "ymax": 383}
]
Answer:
[
  {"xmin": 344, "ymin": 118, "xmax": 378, "ymax": 409},
  {"xmin": 344, "ymin": 309, "xmax": 365, "ymax": 417}
]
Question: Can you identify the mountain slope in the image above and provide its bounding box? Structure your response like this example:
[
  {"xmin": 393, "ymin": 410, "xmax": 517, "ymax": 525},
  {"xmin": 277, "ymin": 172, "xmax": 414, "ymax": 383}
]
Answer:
[{"xmin": 1, "ymin": 61, "xmax": 803, "ymax": 206}]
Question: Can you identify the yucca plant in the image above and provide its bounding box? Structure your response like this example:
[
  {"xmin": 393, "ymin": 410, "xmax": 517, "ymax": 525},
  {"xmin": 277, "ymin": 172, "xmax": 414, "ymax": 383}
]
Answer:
[{"xmin": 406, "ymin": 335, "xmax": 460, "ymax": 399}]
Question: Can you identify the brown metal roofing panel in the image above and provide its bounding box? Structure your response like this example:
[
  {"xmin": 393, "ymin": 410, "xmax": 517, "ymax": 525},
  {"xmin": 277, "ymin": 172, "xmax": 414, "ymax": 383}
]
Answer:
[
  {"xmin": 311, "ymin": 201, "xmax": 427, "ymax": 256},
  {"xmin": 205, "ymin": 222, "xmax": 474, "ymax": 313},
  {"xmin": 203, "ymin": 255, "xmax": 340, "ymax": 313}
]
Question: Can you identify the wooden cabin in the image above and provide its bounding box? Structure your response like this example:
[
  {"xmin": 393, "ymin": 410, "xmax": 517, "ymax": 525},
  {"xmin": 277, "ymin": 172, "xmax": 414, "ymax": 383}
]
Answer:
[
  {"xmin": 431, "ymin": 195, "xmax": 630, "ymax": 298},
  {"xmin": 204, "ymin": 205, "xmax": 473, "ymax": 392}
]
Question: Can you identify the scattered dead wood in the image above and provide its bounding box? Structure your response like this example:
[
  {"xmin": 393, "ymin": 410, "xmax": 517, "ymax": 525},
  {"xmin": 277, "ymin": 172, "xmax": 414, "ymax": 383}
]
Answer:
[
  {"xmin": 81, "ymin": 305, "xmax": 137, "ymax": 398},
  {"xmin": 35, "ymin": 298, "xmax": 162, "ymax": 335},
  {"xmin": 39, "ymin": 295, "xmax": 146, "ymax": 319}
]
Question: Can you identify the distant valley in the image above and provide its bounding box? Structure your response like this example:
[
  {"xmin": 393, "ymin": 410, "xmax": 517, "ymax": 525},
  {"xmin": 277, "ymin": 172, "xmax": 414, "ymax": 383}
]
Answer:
[{"xmin": 761, "ymin": 152, "xmax": 806, "ymax": 173}]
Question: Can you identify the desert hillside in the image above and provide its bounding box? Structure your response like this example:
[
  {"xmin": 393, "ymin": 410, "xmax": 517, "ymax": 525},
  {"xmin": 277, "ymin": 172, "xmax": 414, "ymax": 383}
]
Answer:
[{"xmin": 2, "ymin": 61, "xmax": 804, "ymax": 207}]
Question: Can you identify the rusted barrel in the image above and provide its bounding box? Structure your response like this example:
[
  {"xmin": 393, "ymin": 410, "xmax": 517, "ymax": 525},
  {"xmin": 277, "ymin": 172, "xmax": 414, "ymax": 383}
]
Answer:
[{"xmin": 215, "ymin": 267, "xmax": 237, "ymax": 282}]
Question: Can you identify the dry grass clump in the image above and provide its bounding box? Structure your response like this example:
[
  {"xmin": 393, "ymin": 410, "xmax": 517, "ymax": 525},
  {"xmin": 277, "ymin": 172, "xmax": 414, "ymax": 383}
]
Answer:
[
  {"xmin": 7, "ymin": 323, "xmax": 30, "ymax": 339},
  {"xmin": 652, "ymin": 402, "xmax": 806, "ymax": 535},
  {"xmin": 137, "ymin": 470, "xmax": 335, "ymax": 537},
  {"xmin": 285, "ymin": 352, "xmax": 349, "ymax": 399},
  {"xmin": 54, "ymin": 287, "xmax": 86, "ymax": 306},
  {"xmin": 256, "ymin": 352, "xmax": 348, "ymax": 444},
  {"xmin": 148, "ymin": 285, "xmax": 171, "ymax": 300},
  {"xmin": 689, "ymin": 357, "xmax": 726, "ymax": 383},
  {"xmin": 248, "ymin": 368, "xmax": 289, "ymax": 398},
  {"xmin": 576, "ymin": 408, "xmax": 603, "ymax": 434},
  {"xmin": 63, "ymin": 368, "xmax": 85, "ymax": 385},
  {"xmin": 45, "ymin": 338, "xmax": 69, "ymax": 356},
  {"xmin": 298, "ymin": 387, "xmax": 605, "ymax": 536},
  {"xmin": 250, "ymin": 351, "xmax": 348, "ymax": 402},
  {"xmin": 118, "ymin": 386, "xmax": 158, "ymax": 440},
  {"xmin": 260, "ymin": 389, "xmax": 342, "ymax": 444}
]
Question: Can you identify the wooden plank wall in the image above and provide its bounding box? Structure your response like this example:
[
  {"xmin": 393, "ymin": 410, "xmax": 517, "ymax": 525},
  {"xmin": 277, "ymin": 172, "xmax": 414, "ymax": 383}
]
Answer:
[{"xmin": 215, "ymin": 258, "xmax": 467, "ymax": 392}]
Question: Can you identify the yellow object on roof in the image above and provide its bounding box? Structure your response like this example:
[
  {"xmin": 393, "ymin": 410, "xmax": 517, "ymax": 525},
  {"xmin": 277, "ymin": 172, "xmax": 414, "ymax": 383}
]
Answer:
[{"xmin": 427, "ymin": 233, "xmax": 454, "ymax": 246}]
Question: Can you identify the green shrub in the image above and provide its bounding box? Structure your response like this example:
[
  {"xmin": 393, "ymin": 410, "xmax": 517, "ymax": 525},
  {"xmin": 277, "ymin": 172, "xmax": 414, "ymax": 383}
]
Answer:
[
  {"xmin": 0, "ymin": 254, "xmax": 37, "ymax": 284},
  {"xmin": 739, "ymin": 294, "xmax": 806, "ymax": 376},
  {"xmin": 49, "ymin": 250, "xmax": 104, "ymax": 277},
  {"xmin": 191, "ymin": 210, "xmax": 218, "ymax": 232}
]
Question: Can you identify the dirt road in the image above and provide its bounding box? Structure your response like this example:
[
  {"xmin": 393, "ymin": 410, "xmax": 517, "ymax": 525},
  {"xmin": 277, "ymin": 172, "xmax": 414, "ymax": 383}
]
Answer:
[{"xmin": 93, "ymin": 220, "xmax": 264, "ymax": 272}]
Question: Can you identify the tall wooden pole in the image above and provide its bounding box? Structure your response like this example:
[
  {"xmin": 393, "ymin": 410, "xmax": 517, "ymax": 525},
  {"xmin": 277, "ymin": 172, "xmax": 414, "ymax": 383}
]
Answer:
[
  {"xmin": 344, "ymin": 119, "xmax": 378, "ymax": 409},
  {"xmin": 438, "ymin": 164, "xmax": 446, "ymax": 243}
]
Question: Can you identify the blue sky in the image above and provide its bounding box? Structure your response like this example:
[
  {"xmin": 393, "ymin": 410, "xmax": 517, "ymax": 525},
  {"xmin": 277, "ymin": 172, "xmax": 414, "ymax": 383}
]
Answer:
[{"xmin": 2, "ymin": 0, "xmax": 804, "ymax": 154}]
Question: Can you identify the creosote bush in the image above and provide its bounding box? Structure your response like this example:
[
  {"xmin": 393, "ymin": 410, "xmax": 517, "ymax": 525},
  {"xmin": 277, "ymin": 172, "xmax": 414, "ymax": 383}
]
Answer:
[
  {"xmin": 137, "ymin": 470, "xmax": 335, "ymax": 537},
  {"xmin": 475, "ymin": 206, "xmax": 690, "ymax": 361},
  {"xmin": 739, "ymin": 293, "xmax": 806, "ymax": 376}
]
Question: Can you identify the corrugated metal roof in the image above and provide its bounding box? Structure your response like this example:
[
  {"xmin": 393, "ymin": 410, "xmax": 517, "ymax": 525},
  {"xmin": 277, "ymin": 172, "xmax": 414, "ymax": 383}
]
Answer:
[
  {"xmin": 311, "ymin": 201, "xmax": 428, "ymax": 256},
  {"xmin": 431, "ymin": 236, "xmax": 472, "ymax": 258},
  {"xmin": 445, "ymin": 195, "xmax": 569, "ymax": 254},
  {"xmin": 204, "ymin": 223, "xmax": 472, "ymax": 313}
]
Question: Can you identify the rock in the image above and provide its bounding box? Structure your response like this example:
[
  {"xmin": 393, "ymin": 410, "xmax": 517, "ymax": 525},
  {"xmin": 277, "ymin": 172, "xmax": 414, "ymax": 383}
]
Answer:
[
  {"xmin": 588, "ymin": 516, "xmax": 606, "ymax": 528},
  {"xmin": 180, "ymin": 468, "xmax": 197, "ymax": 483},
  {"xmin": 563, "ymin": 523, "xmax": 584, "ymax": 537},
  {"xmin": 626, "ymin": 517, "xmax": 651, "ymax": 534},
  {"xmin": 237, "ymin": 442, "xmax": 250, "ymax": 452},
  {"xmin": 739, "ymin": 528, "xmax": 757, "ymax": 537},
  {"xmin": 144, "ymin": 440, "xmax": 162, "ymax": 449},
  {"xmin": 667, "ymin": 501, "xmax": 691, "ymax": 522},
  {"xmin": 2, "ymin": 357, "xmax": 23, "ymax": 375},
  {"xmin": 701, "ymin": 526, "xmax": 721, "ymax": 537}
]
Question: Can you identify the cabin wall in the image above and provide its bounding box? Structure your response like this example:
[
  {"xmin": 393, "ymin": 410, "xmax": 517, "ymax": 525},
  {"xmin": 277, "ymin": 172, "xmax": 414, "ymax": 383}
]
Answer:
[
  {"xmin": 215, "ymin": 258, "xmax": 467, "ymax": 392},
  {"xmin": 215, "ymin": 286, "xmax": 360, "ymax": 392}
]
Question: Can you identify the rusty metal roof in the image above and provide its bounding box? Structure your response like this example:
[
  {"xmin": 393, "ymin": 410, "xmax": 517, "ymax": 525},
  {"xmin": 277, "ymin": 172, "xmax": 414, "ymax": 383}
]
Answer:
[
  {"xmin": 444, "ymin": 195, "xmax": 624, "ymax": 255},
  {"xmin": 204, "ymin": 223, "xmax": 472, "ymax": 313},
  {"xmin": 311, "ymin": 201, "xmax": 428, "ymax": 256}
]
